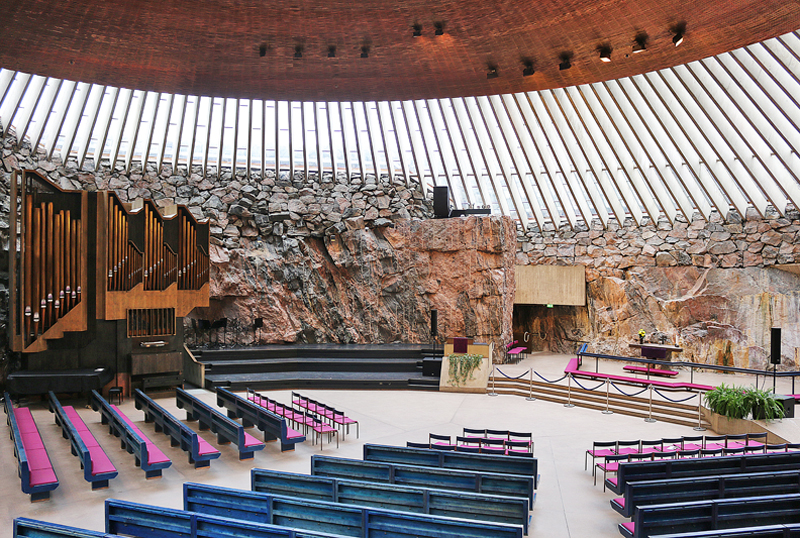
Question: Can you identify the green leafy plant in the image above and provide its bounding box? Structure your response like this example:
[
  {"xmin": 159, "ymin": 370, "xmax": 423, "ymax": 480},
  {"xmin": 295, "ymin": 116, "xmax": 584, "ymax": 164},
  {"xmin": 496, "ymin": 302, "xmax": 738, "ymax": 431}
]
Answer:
[
  {"xmin": 447, "ymin": 353, "xmax": 483, "ymax": 386},
  {"xmin": 704, "ymin": 383, "xmax": 785, "ymax": 421},
  {"xmin": 745, "ymin": 386, "xmax": 786, "ymax": 421}
]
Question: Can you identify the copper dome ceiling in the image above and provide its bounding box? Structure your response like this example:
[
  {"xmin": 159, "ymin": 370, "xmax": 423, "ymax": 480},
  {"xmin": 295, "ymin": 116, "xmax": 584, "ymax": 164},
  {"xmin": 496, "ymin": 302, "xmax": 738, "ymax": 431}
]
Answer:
[{"xmin": 1, "ymin": 0, "xmax": 800, "ymax": 101}]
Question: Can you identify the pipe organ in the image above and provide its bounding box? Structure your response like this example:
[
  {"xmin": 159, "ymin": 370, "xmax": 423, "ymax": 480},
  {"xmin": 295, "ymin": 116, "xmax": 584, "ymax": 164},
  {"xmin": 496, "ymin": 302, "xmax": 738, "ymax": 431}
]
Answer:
[{"xmin": 9, "ymin": 170, "xmax": 210, "ymax": 391}]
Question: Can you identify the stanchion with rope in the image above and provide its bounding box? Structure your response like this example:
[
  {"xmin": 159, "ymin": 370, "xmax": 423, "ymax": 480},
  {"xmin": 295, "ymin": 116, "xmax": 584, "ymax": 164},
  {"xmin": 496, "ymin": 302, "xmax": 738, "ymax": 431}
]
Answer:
[
  {"xmin": 526, "ymin": 368, "xmax": 536, "ymax": 401},
  {"xmin": 644, "ymin": 385, "xmax": 657, "ymax": 423},
  {"xmin": 694, "ymin": 390, "xmax": 707, "ymax": 431},
  {"xmin": 564, "ymin": 374, "xmax": 575, "ymax": 407},
  {"xmin": 488, "ymin": 363, "xmax": 498, "ymax": 397},
  {"xmin": 602, "ymin": 378, "xmax": 613, "ymax": 414}
]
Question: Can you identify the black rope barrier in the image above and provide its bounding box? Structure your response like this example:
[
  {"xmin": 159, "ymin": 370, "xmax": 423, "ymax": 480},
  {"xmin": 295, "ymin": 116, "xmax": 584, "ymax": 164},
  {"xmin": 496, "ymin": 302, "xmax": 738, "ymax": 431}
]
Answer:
[
  {"xmin": 653, "ymin": 388, "xmax": 698, "ymax": 403},
  {"xmin": 609, "ymin": 381, "xmax": 649, "ymax": 398},
  {"xmin": 533, "ymin": 371, "xmax": 569, "ymax": 384},
  {"xmin": 571, "ymin": 377, "xmax": 606, "ymax": 392},
  {"xmin": 495, "ymin": 368, "xmax": 529, "ymax": 380}
]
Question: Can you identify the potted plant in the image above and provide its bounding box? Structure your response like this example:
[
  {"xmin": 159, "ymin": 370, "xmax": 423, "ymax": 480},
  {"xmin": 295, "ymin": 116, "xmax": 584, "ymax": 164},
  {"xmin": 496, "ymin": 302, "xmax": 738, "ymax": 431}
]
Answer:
[{"xmin": 704, "ymin": 383, "xmax": 785, "ymax": 421}]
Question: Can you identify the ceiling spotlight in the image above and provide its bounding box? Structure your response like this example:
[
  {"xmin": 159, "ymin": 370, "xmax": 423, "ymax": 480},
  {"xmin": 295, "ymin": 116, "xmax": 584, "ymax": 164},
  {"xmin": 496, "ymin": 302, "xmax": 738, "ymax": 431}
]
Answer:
[
  {"xmin": 672, "ymin": 23, "xmax": 686, "ymax": 46},
  {"xmin": 522, "ymin": 61, "xmax": 535, "ymax": 77},
  {"xmin": 361, "ymin": 46, "xmax": 370, "ymax": 58},
  {"xmin": 632, "ymin": 33, "xmax": 648, "ymax": 53},
  {"xmin": 328, "ymin": 45, "xmax": 336, "ymax": 58},
  {"xmin": 598, "ymin": 45, "xmax": 612, "ymax": 62},
  {"xmin": 434, "ymin": 22, "xmax": 444, "ymax": 36},
  {"xmin": 294, "ymin": 46, "xmax": 303, "ymax": 58},
  {"xmin": 559, "ymin": 52, "xmax": 572, "ymax": 71},
  {"xmin": 412, "ymin": 23, "xmax": 422, "ymax": 37},
  {"xmin": 259, "ymin": 44, "xmax": 267, "ymax": 57},
  {"xmin": 487, "ymin": 65, "xmax": 499, "ymax": 79}
]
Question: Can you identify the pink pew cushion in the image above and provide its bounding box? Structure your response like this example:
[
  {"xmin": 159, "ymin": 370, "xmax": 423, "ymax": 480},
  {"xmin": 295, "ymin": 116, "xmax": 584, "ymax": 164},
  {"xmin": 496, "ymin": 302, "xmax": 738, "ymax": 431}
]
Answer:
[
  {"xmin": 621, "ymin": 521, "xmax": 635, "ymax": 534},
  {"xmin": 29, "ymin": 467, "xmax": 58, "ymax": 487},
  {"xmin": 27, "ymin": 448, "xmax": 53, "ymax": 470},
  {"xmin": 243, "ymin": 431, "xmax": 263, "ymax": 448},
  {"xmin": 87, "ymin": 445, "xmax": 116, "ymax": 475},
  {"xmin": 197, "ymin": 437, "xmax": 219, "ymax": 456},
  {"xmin": 613, "ymin": 497, "xmax": 625, "ymax": 508},
  {"xmin": 286, "ymin": 427, "xmax": 304, "ymax": 439},
  {"xmin": 63, "ymin": 406, "xmax": 91, "ymax": 432},
  {"xmin": 112, "ymin": 405, "xmax": 170, "ymax": 465}
]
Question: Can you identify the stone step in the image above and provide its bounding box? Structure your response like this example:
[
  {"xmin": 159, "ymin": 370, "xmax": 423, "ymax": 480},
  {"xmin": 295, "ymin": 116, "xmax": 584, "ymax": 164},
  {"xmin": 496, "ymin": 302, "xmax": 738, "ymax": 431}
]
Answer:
[{"xmin": 491, "ymin": 377, "xmax": 711, "ymax": 429}]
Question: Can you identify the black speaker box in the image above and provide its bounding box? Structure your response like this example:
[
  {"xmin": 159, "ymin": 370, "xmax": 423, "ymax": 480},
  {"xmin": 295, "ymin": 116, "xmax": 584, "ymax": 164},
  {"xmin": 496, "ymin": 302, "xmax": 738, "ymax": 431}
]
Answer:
[
  {"xmin": 771, "ymin": 327, "xmax": 781, "ymax": 365},
  {"xmin": 430, "ymin": 309, "xmax": 438, "ymax": 337},
  {"xmin": 433, "ymin": 186, "xmax": 450, "ymax": 218}
]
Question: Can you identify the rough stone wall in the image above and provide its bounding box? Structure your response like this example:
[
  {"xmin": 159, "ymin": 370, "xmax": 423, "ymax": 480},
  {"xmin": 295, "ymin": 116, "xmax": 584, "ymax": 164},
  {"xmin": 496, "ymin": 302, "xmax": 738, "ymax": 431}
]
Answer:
[
  {"xmin": 516, "ymin": 212, "xmax": 800, "ymax": 371},
  {"xmin": 0, "ymin": 134, "xmax": 513, "ymax": 359},
  {"xmin": 2, "ymin": 130, "xmax": 798, "ymax": 372}
]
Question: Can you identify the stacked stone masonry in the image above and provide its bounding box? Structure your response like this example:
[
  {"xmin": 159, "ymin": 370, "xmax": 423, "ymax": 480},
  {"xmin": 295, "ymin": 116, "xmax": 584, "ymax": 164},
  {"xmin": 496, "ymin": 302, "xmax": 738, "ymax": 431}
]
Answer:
[{"xmin": 1, "ymin": 132, "xmax": 798, "ymax": 373}]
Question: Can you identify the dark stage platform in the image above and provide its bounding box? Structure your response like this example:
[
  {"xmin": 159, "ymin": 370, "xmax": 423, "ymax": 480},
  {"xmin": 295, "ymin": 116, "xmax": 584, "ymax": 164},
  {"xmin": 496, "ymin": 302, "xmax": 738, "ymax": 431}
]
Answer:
[{"xmin": 193, "ymin": 343, "xmax": 442, "ymax": 392}]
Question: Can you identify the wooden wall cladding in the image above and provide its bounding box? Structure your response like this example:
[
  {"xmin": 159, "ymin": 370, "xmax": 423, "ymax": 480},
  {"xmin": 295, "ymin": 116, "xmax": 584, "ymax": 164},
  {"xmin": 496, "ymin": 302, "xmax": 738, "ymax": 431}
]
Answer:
[{"xmin": 1, "ymin": 0, "xmax": 799, "ymax": 101}]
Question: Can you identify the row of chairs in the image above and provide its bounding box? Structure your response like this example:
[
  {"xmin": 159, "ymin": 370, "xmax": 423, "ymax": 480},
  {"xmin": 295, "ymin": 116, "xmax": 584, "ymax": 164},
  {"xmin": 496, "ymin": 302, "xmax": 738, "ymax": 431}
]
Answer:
[
  {"xmin": 247, "ymin": 390, "xmax": 338, "ymax": 449},
  {"xmin": 586, "ymin": 433, "xmax": 769, "ymax": 473},
  {"xmin": 291, "ymin": 392, "xmax": 359, "ymax": 438},
  {"xmin": 462, "ymin": 428, "xmax": 534, "ymax": 453},
  {"xmin": 408, "ymin": 430, "xmax": 533, "ymax": 456}
]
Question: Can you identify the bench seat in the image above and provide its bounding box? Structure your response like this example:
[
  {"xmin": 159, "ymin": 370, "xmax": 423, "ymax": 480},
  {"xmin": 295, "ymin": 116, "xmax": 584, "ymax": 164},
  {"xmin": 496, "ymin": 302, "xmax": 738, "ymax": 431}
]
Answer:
[
  {"xmin": 622, "ymin": 365, "xmax": 679, "ymax": 377},
  {"xmin": 114, "ymin": 405, "xmax": 171, "ymax": 465},
  {"xmin": 134, "ymin": 389, "xmax": 221, "ymax": 468},
  {"xmin": 62, "ymin": 406, "xmax": 117, "ymax": 479},
  {"xmin": 5, "ymin": 398, "xmax": 59, "ymax": 501}
]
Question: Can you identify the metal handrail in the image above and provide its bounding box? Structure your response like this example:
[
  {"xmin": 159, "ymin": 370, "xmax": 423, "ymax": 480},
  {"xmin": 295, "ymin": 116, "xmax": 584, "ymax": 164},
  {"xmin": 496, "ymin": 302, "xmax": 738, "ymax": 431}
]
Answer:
[{"xmin": 577, "ymin": 344, "xmax": 800, "ymax": 393}]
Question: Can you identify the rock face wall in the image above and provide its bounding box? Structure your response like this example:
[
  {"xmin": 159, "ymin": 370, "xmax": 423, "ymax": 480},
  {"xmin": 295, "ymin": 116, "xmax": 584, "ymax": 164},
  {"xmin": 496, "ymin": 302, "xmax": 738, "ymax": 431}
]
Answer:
[
  {"xmin": 1, "ymin": 132, "xmax": 798, "ymax": 374},
  {"xmin": 515, "ymin": 213, "xmax": 800, "ymax": 370},
  {"xmin": 207, "ymin": 216, "xmax": 516, "ymax": 349}
]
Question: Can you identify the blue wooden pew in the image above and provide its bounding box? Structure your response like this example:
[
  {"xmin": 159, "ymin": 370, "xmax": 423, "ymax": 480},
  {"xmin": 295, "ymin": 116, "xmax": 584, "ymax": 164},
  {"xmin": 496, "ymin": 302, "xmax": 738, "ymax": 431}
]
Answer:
[
  {"xmin": 311, "ymin": 454, "xmax": 535, "ymax": 503},
  {"xmin": 216, "ymin": 388, "xmax": 305, "ymax": 452},
  {"xmin": 48, "ymin": 391, "xmax": 118, "ymax": 489},
  {"xmin": 618, "ymin": 493, "xmax": 800, "ymax": 538},
  {"xmin": 608, "ymin": 451, "xmax": 800, "ymax": 496},
  {"xmin": 184, "ymin": 482, "xmax": 523, "ymax": 538},
  {"xmin": 15, "ymin": 518, "xmax": 118, "ymax": 538},
  {"xmin": 363, "ymin": 443, "xmax": 539, "ymax": 487},
  {"xmin": 251, "ymin": 467, "xmax": 531, "ymax": 533},
  {"xmin": 611, "ymin": 468, "xmax": 800, "ymax": 518},
  {"xmin": 105, "ymin": 499, "xmax": 343, "ymax": 538},
  {"xmin": 175, "ymin": 387, "xmax": 265, "ymax": 459},
  {"xmin": 89, "ymin": 390, "xmax": 172, "ymax": 479},
  {"xmin": 4, "ymin": 392, "xmax": 59, "ymax": 502},
  {"xmin": 651, "ymin": 524, "xmax": 800, "ymax": 538},
  {"xmin": 134, "ymin": 389, "xmax": 220, "ymax": 468}
]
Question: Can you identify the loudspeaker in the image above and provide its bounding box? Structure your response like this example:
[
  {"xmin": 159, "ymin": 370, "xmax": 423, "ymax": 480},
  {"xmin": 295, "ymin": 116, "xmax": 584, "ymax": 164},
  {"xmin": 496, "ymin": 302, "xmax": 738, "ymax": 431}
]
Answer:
[
  {"xmin": 771, "ymin": 327, "xmax": 781, "ymax": 365},
  {"xmin": 254, "ymin": 318, "xmax": 264, "ymax": 328},
  {"xmin": 430, "ymin": 309, "xmax": 438, "ymax": 337},
  {"xmin": 433, "ymin": 186, "xmax": 450, "ymax": 218}
]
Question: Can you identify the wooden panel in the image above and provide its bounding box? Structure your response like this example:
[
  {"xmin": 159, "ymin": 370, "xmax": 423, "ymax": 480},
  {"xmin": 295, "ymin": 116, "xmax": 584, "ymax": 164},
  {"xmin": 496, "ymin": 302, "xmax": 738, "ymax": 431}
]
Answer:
[
  {"xmin": 131, "ymin": 352, "xmax": 182, "ymax": 376},
  {"xmin": 514, "ymin": 265, "xmax": 586, "ymax": 306},
  {"xmin": 1, "ymin": 0, "xmax": 799, "ymax": 101}
]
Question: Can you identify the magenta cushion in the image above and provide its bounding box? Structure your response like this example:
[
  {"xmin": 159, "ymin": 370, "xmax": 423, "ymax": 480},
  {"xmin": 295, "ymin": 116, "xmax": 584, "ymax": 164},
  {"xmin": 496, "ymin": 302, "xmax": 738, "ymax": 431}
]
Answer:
[
  {"xmin": 29, "ymin": 467, "xmax": 58, "ymax": 486},
  {"xmin": 27, "ymin": 448, "xmax": 53, "ymax": 470},
  {"xmin": 196, "ymin": 438, "xmax": 219, "ymax": 456},
  {"xmin": 87, "ymin": 445, "xmax": 116, "ymax": 475},
  {"xmin": 243, "ymin": 432, "xmax": 264, "ymax": 448}
]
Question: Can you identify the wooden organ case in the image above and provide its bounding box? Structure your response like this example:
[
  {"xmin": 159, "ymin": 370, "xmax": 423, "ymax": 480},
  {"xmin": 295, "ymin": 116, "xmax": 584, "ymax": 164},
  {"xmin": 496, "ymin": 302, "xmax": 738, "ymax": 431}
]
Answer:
[{"xmin": 8, "ymin": 170, "xmax": 210, "ymax": 394}]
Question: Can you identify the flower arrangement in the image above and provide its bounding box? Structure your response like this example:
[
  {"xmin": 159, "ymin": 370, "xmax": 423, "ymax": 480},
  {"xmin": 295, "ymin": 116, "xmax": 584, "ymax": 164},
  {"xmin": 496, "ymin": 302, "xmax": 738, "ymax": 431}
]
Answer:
[{"xmin": 638, "ymin": 329, "xmax": 646, "ymax": 343}]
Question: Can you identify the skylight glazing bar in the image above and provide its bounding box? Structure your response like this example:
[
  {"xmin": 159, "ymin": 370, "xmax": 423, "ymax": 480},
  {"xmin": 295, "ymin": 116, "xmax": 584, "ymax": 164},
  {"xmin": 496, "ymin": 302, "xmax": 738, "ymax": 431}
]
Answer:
[
  {"xmin": 29, "ymin": 79, "xmax": 63, "ymax": 155},
  {"xmin": 427, "ymin": 99, "xmax": 461, "ymax": 204},
  {"xmin": 12, "ymin": 75, "xmax": 46, "ymax": 147},
  {"xmin": 76, "ymin": 85, "xmax": 107, "ymax": 170},
  {"xmin": 59, "ymin": 82, "xmax": 91, "ymax": 163},
  {"xmin": 435, "ymin": 98, "xmax": 473, "ymax": 206},
  {"xmin": 401, "ymin": 100, "xmax": 431, "ymax": 185},
  {"xmin": 92, "ymin": 87, "xmax": 120, "ymax": 169},
  {"xmin": 1, "ymin": 72, "xmax": 32, "ymax": 137},
  {"xmin": 449, "ymin": 98, "xmax": 489, "ymax": 208},
  {"xmin": 108, "ymin": 89, "xmax": 133, "ymax": 168}
]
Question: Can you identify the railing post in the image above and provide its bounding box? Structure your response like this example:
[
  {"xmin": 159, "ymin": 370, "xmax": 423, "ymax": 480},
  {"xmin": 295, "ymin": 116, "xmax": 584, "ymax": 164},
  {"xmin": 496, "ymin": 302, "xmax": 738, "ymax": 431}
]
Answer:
[
  {"xmin": 564, "ymin": 374, "xmax": 575, "ymax": 408},
  {"xmin": 526, "ymin": 368, "xmax": 536, "ymax": 401},
  {"xmin": 488, "ymin": 363, "xmax": 498, "ymax": 397},
  {"xmin": 644, "ymin": 385, "xmax": 657, "ymax": 423},
  {"xmin": 694, "ymin": 390, "xmax": 707, "ymax": 431},
  {"xmin": 602, "ymin": 378, "xmax": 613, "ymax": 414}
]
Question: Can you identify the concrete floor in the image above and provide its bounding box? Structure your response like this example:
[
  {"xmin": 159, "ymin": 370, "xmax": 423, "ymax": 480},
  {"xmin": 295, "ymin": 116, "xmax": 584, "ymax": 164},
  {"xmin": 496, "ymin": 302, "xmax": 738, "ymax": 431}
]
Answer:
[{"xmin": 2, "ymin": 352, "xmax": 799, "ymax": 538}]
